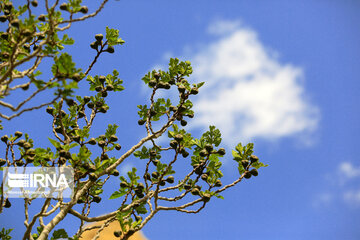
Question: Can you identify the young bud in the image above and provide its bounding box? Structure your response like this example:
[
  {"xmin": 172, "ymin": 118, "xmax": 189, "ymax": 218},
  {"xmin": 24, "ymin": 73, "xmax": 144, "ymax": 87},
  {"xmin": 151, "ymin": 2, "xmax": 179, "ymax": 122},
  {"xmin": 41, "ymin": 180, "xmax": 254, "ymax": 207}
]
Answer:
[
  {"xmin": 114, "ymin": 231, "xmax": 122, "ymax": 237},
  {"xmin": 93, "ymin": 195, "xmax": 101, "ymax": 203},
  {"xmin": 4, "ymin": 2, "xmax": 13, "ymax": 11},
  {"xmin": 138, "ymin": 119, "xmax": 146, "ymax": 125},
  {"xmin": 31, "ymin": 0, "xmax": 38, "ymax": 7},
  {"xmin": 214, "ymin": 179, "xmax": 222, "ymax": 187},
  {"xmin": 98, "ymin": 140, "xmax": 106, "ymax": 148},
  {"xmin": 250, "ymin": 168, "xmax": 258, "ymax": 176},
  {"xmin": 73, "ymin": 135, "xmax": 81, "ymax": 143},
  {"xmin": 80, "ymin": 6, "xmax": 88, "ymax": 14},
  {"xmin": 190, "ymin": 87, "xmax": 199, "ymax": 95},
  {"xmin": 191, "ymin": 188, "xmax": 200, "ymax": 196},
  {"xmin": 99, "ymin": 75, "xmax": 106, "ymax": 83},
  {"xmin": 83, "ymin": 96, "xmax": 91, "ymax": 103},
  {"xmin": 0, "ymin": 16, "xmax": 7, "ymax": 23},
  {"xmin": 23, "ymin": 142, "xmax": 31, "ymax": 149},
  {"xmin": 0, "ymin": 158, "xmax": 7, "ymax": 167},
  {"xmin": 38, "ymin": 14, "xmax": 46, "ymax": 21},
  {"xmin": 149, "ymin": 150, "xmax": 157, "ymax": 157},
  {"xmin": 201, "ymin": 174, "xmax": 208, "ymax": 181},
  {"xmin": 87, "ymin": 102, "xmax": 94, "ymax": 109},
  {"xmin": 1, "ymin": 32, "xmax": 9, "ymax": 40},
  {"xmin": 217, "ymin": 148, "xmax": 226, "ymax": 156},
  {"xmin": 101, "ymin": 91, "xmax": 108, "ymax": 98},
  {"xmin": 202, "ymin": 193, "xmax": 211, "ymax": 202},
  {"xmin": 1, "ymin": 135, "xmax": 9, "ymax": 143},
  {"xmin": 101, "ymin": 154, "xmax": 109, "ymax": 160},
  {"xmin": 174, "ymin": 134, "xmax": 183, "ymax": 142},
  {"xmin": 151, "ymin": 171, "xmax": 159, "ymax": 179},
  {"xmin": 90, "ymin": 42, "xmax": 98, "ymax": 50},
  {"xmin": 111, "ymin": 169, "xmax": 119, "ymax": 176},
  {"xmin": 184, "ymin": 184, "xmax": 191, "ymax": 190},
  {"xmin": 178, "ymin": 85, "xmax": 186, "ymax": 94},
  {"xmin": 166, "ymin": 176, "xmax": 174, "ymax": 183},
  {"xmin": 153, "ymin": 72, "xmax": 160, "ymax": 80},
  {"xmin": 65, "ymin": 98, "xmax": 75, "ymax": 106},
  {"xmin": 244, "ymin": 171, "xmax": 252, "ymax": 179},
  {"xmin": 180, "ymin": 119, "xmax": 187, "ymax": 126},
  {"xmin": 22, "ymin": 29, "xmax": 32, "ymax": 37},
  {"xmin": 152, "ymin": 159, "xmax": 160, "ymax": 166},
  {"xmin": 72, "ymin": 73, "xmax": 82, "ymax": 82},
  {"xmin": 250, "ymin": 155, "xmax": 259, "ymax": 163},
  {"xmin": 4, "ymin": 198, "xmax": 11, "ymax": 208},
  {"xmin": 106, "ymin": 84, "xmax": 114, "ymax": 91},
  {"xmin": 181, "ymin": 150, "xmax": 189, "ymax": 158},
  {"xmin": 204, "ymin": 144, "xmax": 213, "ymax": 153},
  {"xmin": 241, "ymin": 160, "xmax": 249, "ymax": 168},
  {"xmin": 78, "ymin": 111, "xmax": 85, "ymax": 118},
  {"xmin": 46, "ymin": 106, "xmax": 54, "ymax": 115},
  {"xmin": 169, "ymin": 105, "xmax": 177, "ymax": 112},
  {"xmin": 17, "ymin": 139, "xmax": 26, "ymax": 147},
  {"xmin": 87, "ymin": 138, "xmax": 96, "ymax": 145},
  {"xmin": 148, "ymin": 80, "xmax": 157, "ymax": 87},
  {"xmin": 95, "ymin": 34, "xmax": 103, "ymax": 42},
  {"xmin": 89, "ymin": 173, "xmax": 97, "ymax": 181},
  {"xmin": 99, "ymin": 106, "xmax": 107, "ymax": 113},
  {"xmin": 169, "ymin": 140, "xmax": 178, "ymax": 149},
  {"xmin": 10, "ymin": 19, "xmax": 20, "ymax": 28},
  {"xmin": 105, "ymin": 46, "xmax": 115, "ymax": 53},
  {"xmin": 59, "ymin": 3, "xmax": 68, "ymax": 11},
  {"xmin": 199, "ymin": 149, "xmax": 208, "ymax": 158}
]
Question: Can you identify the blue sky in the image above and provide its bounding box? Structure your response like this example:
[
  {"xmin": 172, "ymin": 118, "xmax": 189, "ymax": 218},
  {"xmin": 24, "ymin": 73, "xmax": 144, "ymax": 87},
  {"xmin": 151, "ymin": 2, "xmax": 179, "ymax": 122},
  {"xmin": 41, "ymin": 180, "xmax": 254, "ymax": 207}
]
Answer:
[{"xmin": 1, "ymin": 0, "xmax": 360, "ymax": 239}]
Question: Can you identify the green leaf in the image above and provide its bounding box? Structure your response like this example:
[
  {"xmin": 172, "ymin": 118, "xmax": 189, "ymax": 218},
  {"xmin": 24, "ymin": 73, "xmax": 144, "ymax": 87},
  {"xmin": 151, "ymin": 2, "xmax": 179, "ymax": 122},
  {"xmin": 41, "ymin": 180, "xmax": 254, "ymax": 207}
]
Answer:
[
  {"xmin": 135, "ymin": 203, "xmax": 148, "ymax": 214},
  {"xmin": 238, "ymin": 164, "xmax": 245, "ymax": 175},
  {"xmin": 48, "ymin": 138, "xmax": 61, "ymax": 149},
  {"xmin": 0, "ymin": 228, "xmax": 13, "ymax": 240},
  {"xmin": 235, "ymin": 143, "xmax": 243, "ymax": 154},
  {"xmin": 232, "ymin": 150, "xmax": 241, "ymax": 162},
  {"xmin": 105, "ymin": 124, "xmax": 118, "ymax": 138},
  {"xmin": 197, "ymin": 82, "xmax": 205, "ymax": 88},
  {"xmin": 109, "ymin": 190, "xmax": 126, "ymax": 199},
  {"xmin": 51, "ymin": 53, "xmax": 77, "ymax": 76},
  {"xmin": 106, "ymin": 26, "xmax": 125, "ymax": 46},
  {"xmin": 216, "ymin": 195, "xmax": 224, "ymax": 200},
  {"xmin": 61, "ymin": 34, "xmax": 74, "ymax": 45},
  {"xmin": 251, "ymin": 161, "xmax": 269, "ymax": 169},
  {"xmin": 244, "ymin": 143, "xmax": 254, "ymax": 156},
  {"xmin": 202, "ymin": 126, "xmax": 222, "ymax": 147},
  {"xmin": 51, "ymin": 229, "xmax": 68, "ymax": 239}
]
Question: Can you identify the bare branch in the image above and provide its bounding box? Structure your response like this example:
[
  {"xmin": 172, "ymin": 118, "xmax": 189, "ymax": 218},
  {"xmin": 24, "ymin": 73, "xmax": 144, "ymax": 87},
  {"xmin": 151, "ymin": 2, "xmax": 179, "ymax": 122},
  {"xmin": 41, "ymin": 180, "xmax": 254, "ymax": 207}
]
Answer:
[
  {"xmin": 92, "ymin": 217, "xmax": 116, "ymax": 240},
  {"xmin": 69, "ymin": 209, "xmax": 118, "ymax": 222},
  {"xmin": 23, "ymin": 198, "xmax": 51, "ymax": 240},
  {"xmin": 0, "ymin": 96, "xmax": 60, "ymax": 121},
  {"xmin": 58, "ymin": 0, "xmax": 109, "ymax": 25}
]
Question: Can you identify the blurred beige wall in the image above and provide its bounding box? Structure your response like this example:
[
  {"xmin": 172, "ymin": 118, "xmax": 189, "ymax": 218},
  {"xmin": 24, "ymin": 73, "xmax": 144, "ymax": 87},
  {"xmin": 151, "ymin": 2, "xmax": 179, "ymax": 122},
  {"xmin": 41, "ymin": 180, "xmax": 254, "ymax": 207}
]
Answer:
[{"xmin": 79, "ymin": 221, "xmax": 147, "ymax": 240}]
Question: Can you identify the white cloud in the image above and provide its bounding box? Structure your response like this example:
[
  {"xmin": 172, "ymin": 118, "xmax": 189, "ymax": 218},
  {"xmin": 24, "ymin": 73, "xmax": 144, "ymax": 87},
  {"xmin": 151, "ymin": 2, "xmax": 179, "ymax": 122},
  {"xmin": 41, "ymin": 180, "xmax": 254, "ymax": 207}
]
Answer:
[
  {"xmin": 343, "ymin": 189, "xmax": 360, "ymax": 207},
  {"xmin": 207, "ymin": 19, "xmax": 241, "ymax": 36},
  {"xmin": 185, "ymin": 19, "xmax": 319, "ymax": 146},
  {"xmin": 312, "ymin": 192, "xmax": 333, "ymax": 208},
  {"xmin": 338, "ymin": 162, "xmax": 360, "ymax": 207},
  {"xmin": 339, "ymin": 162, "xmax": 360, "ymax": 179},
  {"xmin": 319, "ymin": 162, "xmax": 360, "ymax": 208},
  {"xmin": 119, "ymin": 163, "xmax": 134, "ymax": 176}
]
